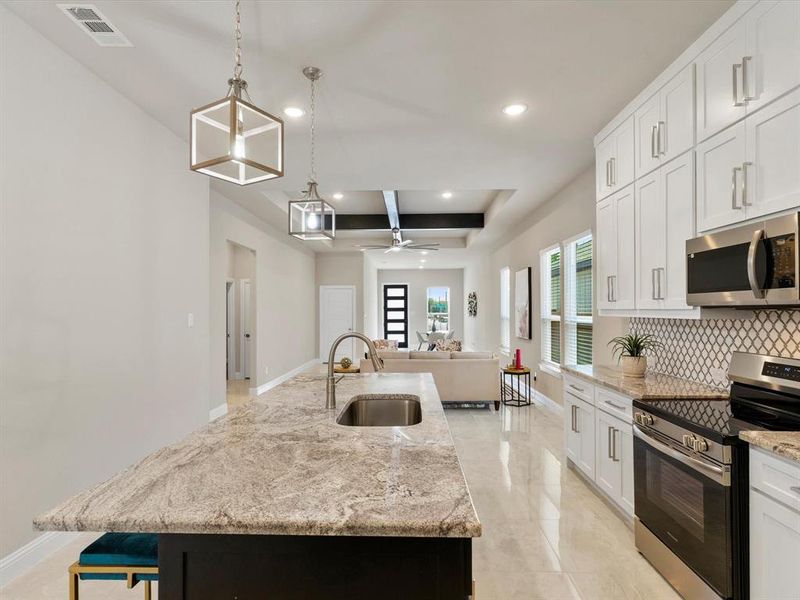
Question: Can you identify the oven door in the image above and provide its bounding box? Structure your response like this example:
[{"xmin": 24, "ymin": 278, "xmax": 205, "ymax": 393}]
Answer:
[
  {"xmin": 633, "ymin": 425, "xmax": 733, "ymax": 598},
  {"xmin": 686, "ymin": 212, "xmax": 798, "ymax": 307}
]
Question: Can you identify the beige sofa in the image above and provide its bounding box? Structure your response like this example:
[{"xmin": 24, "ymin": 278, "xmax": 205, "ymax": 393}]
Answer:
[{"xmin": 360, "ymin": 351, "xmax": 500, "ymax": 407}]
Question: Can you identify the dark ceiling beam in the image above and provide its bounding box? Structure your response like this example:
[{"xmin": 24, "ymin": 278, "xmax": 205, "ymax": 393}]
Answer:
[{"xmin": 335, "ymin": 213, "xmax": 484, "ymax": 231}]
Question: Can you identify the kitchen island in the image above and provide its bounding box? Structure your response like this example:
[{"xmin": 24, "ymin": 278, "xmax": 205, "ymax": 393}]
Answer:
[{"xmin": 34, "ymin": 372, "xmax": 481, "ymax": 599}]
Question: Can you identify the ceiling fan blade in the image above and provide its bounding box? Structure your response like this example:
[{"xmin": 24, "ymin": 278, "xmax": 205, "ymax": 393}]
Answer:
[
  {"xmin": 408, "ymin": 246, "xmax": 439, "ymax": 251},
  {"xmin": 354, "ymin": 245, "xmax": 389, "ymax": 249},
  {"xmin": 398, "ymin": 240, "xmax": 413, "ymax": 247}
]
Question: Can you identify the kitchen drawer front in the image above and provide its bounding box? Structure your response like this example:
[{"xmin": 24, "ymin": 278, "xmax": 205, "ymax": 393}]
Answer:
[
  {"xmin": 563, "ymin": 374, "xmax": 594, "ymax": 405},
  {"xmin": 595, "ymin": 387, "xmax": 633, "ymax": 423},
  {"xmin": 750, "ymin": 447, "xmax": 800, "ymax": 512}
]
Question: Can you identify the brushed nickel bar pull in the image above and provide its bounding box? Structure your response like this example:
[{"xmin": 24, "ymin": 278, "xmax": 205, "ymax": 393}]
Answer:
[
  {"xmin": 651, "ymin": 268, "xmax": 657, "ymax": 300},
  {"xmin": 612, "ymin": 429, "xmax": 620, "ymax": 462},
  {"xmin": 608, "ymin": 426, "xmax": 614, "ymax": 459},
  {"xmin": 657, "ymin": 267, "xmax": 664, "ymax": 300},
  {"xmin": 733, "ymin": 63, "xmax": 744, "ymax": 107},
  {"xmin": 742, "ymin": 161, "xmax": 753, "ymax": 206},
  {"xmin": 607, "ymin": 276, "xmax": 612, "ymax": 303},
  {"xmin": 732, "ymin": 166, "xmax": 742, "ymax": 209},
  {"xmin": 610, "ymin": 157, "xmax": 616, "ymax": 186},
  {"xmin": 651, "ymin": 125, "xmax": 658, "ymax": 159},
  {"xmin": 657, "ymin": 121, "xmax": 665, "ymax": 155},
  {"xmin": 604, "ymin": 400, "xmax": 626, "ymax": 411},
  {"xmin": 742, "ymin": 56, "xmax": 754, "ymax": 101},
  {"xmin": 790, "ymin": 486, "xmax": 800, "ymax": 496}
]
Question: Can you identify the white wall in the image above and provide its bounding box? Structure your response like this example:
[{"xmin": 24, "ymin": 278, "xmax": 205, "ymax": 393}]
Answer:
[
  {"xmin": 482, "ymin": 168, "xmax": 629, "ymax": 402},
  {"xmin": 377, "ymin": 269, "xmax": 464, "ymax": 348},
  {"xmin": 0, "ymin": 7, "xmax": 210, "ymax": 557},
  {"xmin": 462, "ymin": 256, "xmax": 491, "ymax": 351},
  {"xmin": 209, "ymin": 190, "xmax": 317, "ymax": 409}
]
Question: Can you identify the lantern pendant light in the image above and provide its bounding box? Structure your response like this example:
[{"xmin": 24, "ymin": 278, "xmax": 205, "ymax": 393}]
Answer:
[
  {"xmin": 288, "ymin": 67, "xmax": 335, "ymax": 241},
  {"xmin": 190, "ymin": 0, "xmax": 284, "ymax": 185}
]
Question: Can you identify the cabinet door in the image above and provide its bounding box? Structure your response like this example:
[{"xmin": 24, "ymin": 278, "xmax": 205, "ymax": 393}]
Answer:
[
  {"xmin": 696, "ymin": 19, "xmax": 748, "ymax": 142},
  {"xmin": 564, "ymin": 395, "xmax": 580, "ymax": 464},
  {"xmin": 613, "ymin": 186, "xmax": 636, "ymax": 310},
  {"xmin": 662, "ymin": 151, "xmax": 695, "ymax": 310},
  {"xmin": 744, "ymin": 88, "xmax": 800, "ymax": 219},
  {"xmin": 636, "ymin": 170, "xmax": 664, "ymax": 310},
  {"xmin": 661, "ymin": 64, "xmax": 695, "ymax": 162},
  {"xmin": 618, "ymin": 425, "xmax": 635, "ymax": 516},
  {"xmin": 576, "ymin": 399, "xmax": 596, "ymax": 480},
  {"xmin": 696, "ymin": 121, "xmax": 747, "ymax": 232},
  {"xmin": 745, "ymin": 0, "xmax": 800, "ymax": 114},
  {"xmin": 596, "ymin": 197, "xmax": 616, "ymax": 310},
  {"xmin": 595, "ymin": 410, "xmax": 621, "ymax": 500},
  {"xmin": 596, "ymin": 135, "xmax": 616, "ymax": 200},
  {"xmin": 635, "ymin": 94, "xmax": 661, "ymax": 177},
  {"xmin": 613, "ymin": 115, "xmax": 636, "ymax": 191},
  {"xmin": 749, "ymin": 490, "xmax": 800, "ymax": 600}
]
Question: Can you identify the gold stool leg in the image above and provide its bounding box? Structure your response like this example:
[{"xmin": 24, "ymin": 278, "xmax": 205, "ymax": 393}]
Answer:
[
  {"xmin": 68, "ymin": 563, "xmax": 79, "ymax": 600},
  {"xmin": 144, "ymin": 580, "xmax": 152, "ymax": 600}
]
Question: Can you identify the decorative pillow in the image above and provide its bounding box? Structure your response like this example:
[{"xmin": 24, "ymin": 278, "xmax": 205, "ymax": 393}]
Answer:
[
  {"xmin": 372, "ymin": 339, "xmax": 398, "ymax": 351},
  {"xmin": 434, "ymin": 339, "xmax": 462, "ymax": 352}
]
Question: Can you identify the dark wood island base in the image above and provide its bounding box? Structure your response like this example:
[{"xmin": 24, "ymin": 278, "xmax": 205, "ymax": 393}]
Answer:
[{"xmin": 159, "ymin": 533, "xmax": 473, "ymax": 600}]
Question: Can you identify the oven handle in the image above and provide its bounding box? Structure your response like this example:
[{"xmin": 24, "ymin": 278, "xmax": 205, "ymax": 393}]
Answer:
[
  {"xmin": 633, "ymin": 425, "xmax": 731, "ymax": 487},
  {"xmin": 747, "ymin": 228, "xmax": 766, "ymax": 299}
]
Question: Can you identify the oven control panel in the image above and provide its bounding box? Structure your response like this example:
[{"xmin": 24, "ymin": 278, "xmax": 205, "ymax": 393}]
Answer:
[
  {"xmin": 762, "ymin": 361, "xmax": 800, "ymax": 382},
  {"xmin": 682, "ymin": 433, "xmax": 709, "ymax": 453}
]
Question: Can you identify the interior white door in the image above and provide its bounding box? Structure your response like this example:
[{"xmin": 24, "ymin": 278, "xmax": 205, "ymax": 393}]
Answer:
[
  {"xmin": 696, "ymin": 19, "xmax": 748, "ymax": 142},
  {"xmin": 636, "ymin": 170, "xmax": 665, "ymax": 310},
  {"xmin": 596, "ymin": 197, "xmax": 616, "ymax": 310},
  {"xmin": 613, "ymin": 185, "xmax": 636, "ymax": 310},
  {"xmin": 226, "ymin": 281, "xmax": 236, "ymax": 380},
  {"xmin": 696, "ymin": 121, "xmax": 747, "ymax": 232},
  {"xmin": 660, "ymin": 63, "xmax": 696, "ymax": 162},
  {"xmin": 662, "ymin": 151, "xmax": 695, "ymax": 310},
  {"xmin": 240, "ymin": 279, "xmax": 251, "ymax": 379},
  {"xmin": 320, "ymin": 286, "xmax": 355, "ymax": 363},
  {"xmin": 744, "ymin": 88, "xmax": 800, "ymax": 219},
  {"xmin": 744, "ymin": 0, "xmax": 800, "ymax": 114},
  {"xmin": 635, "ymin": 93, "xmax": 662, "ymax": 177}
]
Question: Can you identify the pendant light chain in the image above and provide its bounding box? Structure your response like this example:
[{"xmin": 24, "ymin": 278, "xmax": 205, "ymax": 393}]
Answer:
[
  {"xmin": 233, "ymin": 0, "xmax": 243, "ymax": 81},
  {"xmin": 309, "ymin": 75, "xmax": 317, "ymax": 183}
]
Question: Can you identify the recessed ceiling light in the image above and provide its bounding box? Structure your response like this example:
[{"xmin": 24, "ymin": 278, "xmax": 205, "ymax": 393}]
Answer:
[
  {"xmin": 332, "ymin": 192, "xmax": 344, "ymax": 200},
  {"xmin": 502, "ymin": 103, "xmax": 528, "ymax": 116},
  {"xmin": 283, "ymin": 106, "xmax": 305, "ymax": 118},
  {"xmin": 419, "ymin": 265, "xmax": 424, "ymax": 269},
  {"xmin": 421, "ymin": 259, "xmax": 426, "ymax": 263},
  {"xmin": 421, "ymin": 251, "xmax": 428, "ymax": 255},
  {"xmin": 441, "ymin": 191, "xmax": 453, "ymax": 199}
]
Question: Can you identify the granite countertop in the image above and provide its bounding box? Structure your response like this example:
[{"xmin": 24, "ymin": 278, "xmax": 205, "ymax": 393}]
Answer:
[
  {"xmin": 34, "ymin": 373, "xmax": 481, "ymax": 538},
  {"xmin": 739, "ymin": 431, "xmax": 800, "ymax": 464},
  {"xmin": 562, "ymin": 364, "xmax": 728, "ymax": 400}
]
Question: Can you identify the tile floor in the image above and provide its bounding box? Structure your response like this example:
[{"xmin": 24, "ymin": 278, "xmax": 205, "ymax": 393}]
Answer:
[{"xmin": 1, "ymin": 385, "xmax": 679, "ymax": 600}]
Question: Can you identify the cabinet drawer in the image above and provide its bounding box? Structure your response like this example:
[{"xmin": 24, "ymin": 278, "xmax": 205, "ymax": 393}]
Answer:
[
  {"xmin": 595, "ymin": 387, "xmax": 633, "ymax": 423},
  {"xmin": 750, "ymin": 447, "xmax": 800, "ymax": 512},
  {"xmin": 563, "ymin": 374, "xmax": 594, "ymax": 404}
]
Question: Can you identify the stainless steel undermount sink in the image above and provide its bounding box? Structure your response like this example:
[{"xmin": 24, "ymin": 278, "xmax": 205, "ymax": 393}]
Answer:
[{"xmin": 336, "ymin": 394, "xmax": 422, "ymax": 427}]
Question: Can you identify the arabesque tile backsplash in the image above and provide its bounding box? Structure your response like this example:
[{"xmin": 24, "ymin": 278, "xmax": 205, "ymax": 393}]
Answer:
[{"xmin": 630, "ymin": 311, "xmax": 800, "ymax": 388}]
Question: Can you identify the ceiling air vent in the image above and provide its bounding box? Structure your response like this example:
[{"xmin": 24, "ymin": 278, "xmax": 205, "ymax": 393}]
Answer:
[{"xmin": 57, "ymin": 4, "xmax": 132, "ymax": 47}]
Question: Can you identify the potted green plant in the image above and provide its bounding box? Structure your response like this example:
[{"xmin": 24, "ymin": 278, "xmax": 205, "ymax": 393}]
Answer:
[{"xmin": 608, "ymin": 333, "xmax": 663, "ymax": 378}]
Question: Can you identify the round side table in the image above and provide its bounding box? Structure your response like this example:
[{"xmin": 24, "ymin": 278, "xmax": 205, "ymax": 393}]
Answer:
[{"xmin": 500, "ymin": 367, "xmax": 532, "ymax": 408}]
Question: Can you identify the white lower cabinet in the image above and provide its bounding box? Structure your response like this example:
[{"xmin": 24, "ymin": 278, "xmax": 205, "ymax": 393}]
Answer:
[
  {"xmin": 749, "ymin": 448, "xmax": 800, "ymax": 600},
  {"xmin": 564, "ymin": 380, "xmax": 633, "ymax": 517}
]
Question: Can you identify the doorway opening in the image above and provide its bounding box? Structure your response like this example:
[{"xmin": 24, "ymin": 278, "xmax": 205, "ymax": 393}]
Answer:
[{"xmin": 226, "ymin": 241, "xmax": 256, "ymax": 408}]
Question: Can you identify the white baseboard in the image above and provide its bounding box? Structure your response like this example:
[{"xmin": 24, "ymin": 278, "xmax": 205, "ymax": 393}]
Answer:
[
  {"xmin": 209, "ymin": 402, "xmax": 228, "ymax": 421},
  {"xmin": 0, "ymin": 531, "xmax": 93, "ymax": 588},
  {"xmin": 249, "ymin": 358, "xmax": 321, "ymax": 396}
]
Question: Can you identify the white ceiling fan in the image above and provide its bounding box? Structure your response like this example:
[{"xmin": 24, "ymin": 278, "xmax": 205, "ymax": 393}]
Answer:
[
  {"xmin": 355, "ymin": 228, "xmax": 440, "ymax": 253},
  {"xmin": 353, "ymin": 191, "xmax": 441, "ymax": 253}
]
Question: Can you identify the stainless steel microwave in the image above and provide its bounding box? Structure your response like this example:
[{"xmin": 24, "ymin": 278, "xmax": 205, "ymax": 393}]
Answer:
[{"xmin": 686, "ymin": 212, "xmax": 799, "ymax": 308}]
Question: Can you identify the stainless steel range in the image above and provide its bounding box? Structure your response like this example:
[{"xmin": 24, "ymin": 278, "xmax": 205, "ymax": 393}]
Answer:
[{"xmin": 632, "ymin": 352, "xmax": 800, "ymax": 600}]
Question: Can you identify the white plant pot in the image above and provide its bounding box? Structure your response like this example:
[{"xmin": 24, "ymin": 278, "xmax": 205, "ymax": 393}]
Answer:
[{"xmin": 621, "ymin": 356, "xmax": 647, "ymax": 378}]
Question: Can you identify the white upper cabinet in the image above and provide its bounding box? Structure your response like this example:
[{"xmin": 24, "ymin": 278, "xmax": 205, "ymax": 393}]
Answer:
[
  {"xmin": 597, "ymin": 116, "xmax": 635, "ymax": 200},
  {"xmin": 696, "ymin": 19, "xmax": 748, "ymax": 142},
  {"xmin": 743, "ymin": 0, "xmax": 800, "ymax": 113},
  {"xmin": 697, "ymin": 1, "xmax": 800, "ymax": 142},
  {"xmin": 636, "ymin": 151, "xmax": 695, "ymax": 310},
  {"xmin": 696, "ymin": 121, "xmax": 747, "ymax": 231},
  {"xmin": 636, "ymin": 65, "xmax": 696, "ymax": 177},
  {"xmin": 597, "ymin": 185, "xmax": 635, "ymax": 311},
  {"xmin": 697, "ymin": 87, "xmax": 800, "ymax": 232},
  {"xmin": 744, "ymin": 87, "xmax": 800, "ymax": 218}
]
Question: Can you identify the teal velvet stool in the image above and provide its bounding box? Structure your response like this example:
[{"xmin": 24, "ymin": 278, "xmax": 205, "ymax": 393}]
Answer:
[{"xmin": 69, "ymin": 533, "xmax": 158, "ymax": 600}]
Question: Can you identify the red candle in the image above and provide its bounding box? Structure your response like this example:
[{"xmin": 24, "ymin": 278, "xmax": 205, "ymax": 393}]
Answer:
[{"xmin": 515, "ymin": 349, "xmax": 522, "ymax": 369}]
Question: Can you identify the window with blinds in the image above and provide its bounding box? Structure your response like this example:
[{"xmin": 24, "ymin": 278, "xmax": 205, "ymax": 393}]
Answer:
[
  {"xmin": 564, "ymin": 232, "xmax": 593, "ymax": 366},
  {"xmin": 540, "ymin": 245, "xmax": 561, "ymax": 368},
  {"xmin": 500, "ymin": 267, "xmax": 510, "ymax": 352}
]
